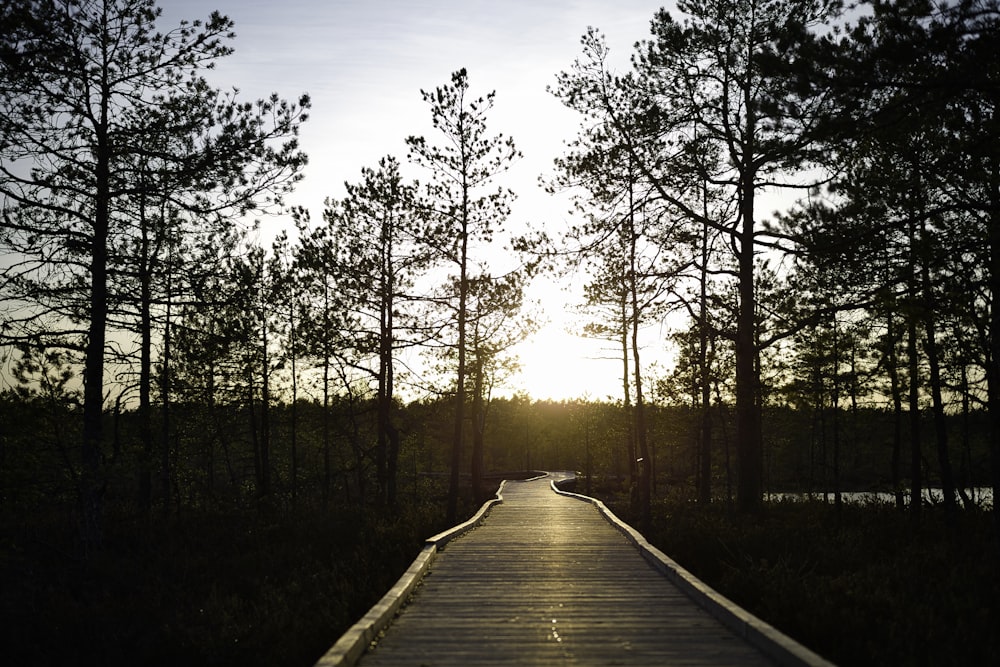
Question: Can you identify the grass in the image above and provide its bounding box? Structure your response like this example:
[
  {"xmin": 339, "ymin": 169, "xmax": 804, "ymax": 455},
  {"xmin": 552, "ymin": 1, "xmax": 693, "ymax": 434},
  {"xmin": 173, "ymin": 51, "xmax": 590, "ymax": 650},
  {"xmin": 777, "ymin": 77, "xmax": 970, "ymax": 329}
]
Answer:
[
  {"xmin": 603, "ymin": 491, "xmax": 1000, "ymax": 667},
  {"xmin": 5, "ymin": 480, "xmax": 995, "ymax": 666},
  {"xmin": 0, "ymin": 495, "xmax": 467, "ymax": 667}
]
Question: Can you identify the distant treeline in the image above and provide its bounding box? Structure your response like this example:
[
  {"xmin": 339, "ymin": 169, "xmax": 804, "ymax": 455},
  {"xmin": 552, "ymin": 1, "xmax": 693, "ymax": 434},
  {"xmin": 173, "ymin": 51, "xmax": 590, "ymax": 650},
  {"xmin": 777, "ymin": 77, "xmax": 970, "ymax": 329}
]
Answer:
[
  {"xmin": 3, "ymin": 390, "xmax": 992, "ymax": 519},
  {"xmin": 3, "ymin": 0, "xmax": 1000, "ymax": 545}
]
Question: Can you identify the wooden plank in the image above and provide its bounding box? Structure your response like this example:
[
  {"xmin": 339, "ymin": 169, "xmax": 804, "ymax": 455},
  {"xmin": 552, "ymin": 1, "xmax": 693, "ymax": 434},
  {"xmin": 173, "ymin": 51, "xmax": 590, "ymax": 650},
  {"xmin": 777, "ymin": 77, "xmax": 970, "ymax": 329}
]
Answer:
[
  {"xmin": 313, "ymin": 484, "xmax": 507, "ymax": 667},
  {"xmin": 554, "ymin": 483, "xmax": 836, "ymax": 667},
  {"xmin": 354, "ymin": 477, "xmax": 786, "ymax": 666}
]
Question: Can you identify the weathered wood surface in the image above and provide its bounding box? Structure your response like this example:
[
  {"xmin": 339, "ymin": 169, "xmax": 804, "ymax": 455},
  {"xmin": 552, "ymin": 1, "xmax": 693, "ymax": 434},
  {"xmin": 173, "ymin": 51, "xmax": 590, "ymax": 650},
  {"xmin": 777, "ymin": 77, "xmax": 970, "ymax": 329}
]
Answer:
[{"xmin": 354, "ymin": 475, "xmax": 788, "ymax": 666}]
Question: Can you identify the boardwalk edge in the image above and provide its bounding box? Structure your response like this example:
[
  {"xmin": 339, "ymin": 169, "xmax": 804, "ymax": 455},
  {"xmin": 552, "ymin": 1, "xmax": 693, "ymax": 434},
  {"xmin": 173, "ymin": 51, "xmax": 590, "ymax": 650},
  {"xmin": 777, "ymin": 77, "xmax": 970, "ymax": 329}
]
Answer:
[
  {"xmin": 551, "ymin": 480, "xmax": 837, "ymax": 667},
  {"xmin": 312, "ymin": 481, "xmax": 507, "ymax": 667}
]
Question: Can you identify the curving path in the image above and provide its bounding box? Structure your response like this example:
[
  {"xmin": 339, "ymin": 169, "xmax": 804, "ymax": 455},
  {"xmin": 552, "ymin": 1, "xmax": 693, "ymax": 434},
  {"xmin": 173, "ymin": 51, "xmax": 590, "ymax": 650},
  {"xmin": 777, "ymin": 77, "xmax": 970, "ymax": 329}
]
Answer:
[{"xmin": 342, "ymin": 474, "xmax": 807, "ymax": 666}]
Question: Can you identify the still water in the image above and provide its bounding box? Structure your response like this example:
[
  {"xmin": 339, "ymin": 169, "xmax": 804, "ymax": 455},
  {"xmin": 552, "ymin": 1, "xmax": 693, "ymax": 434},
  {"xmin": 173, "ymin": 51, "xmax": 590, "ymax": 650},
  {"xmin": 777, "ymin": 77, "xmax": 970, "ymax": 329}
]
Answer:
[{"xmin": 765, "ymin": 487, "xmax": 994, "ymax": 509}]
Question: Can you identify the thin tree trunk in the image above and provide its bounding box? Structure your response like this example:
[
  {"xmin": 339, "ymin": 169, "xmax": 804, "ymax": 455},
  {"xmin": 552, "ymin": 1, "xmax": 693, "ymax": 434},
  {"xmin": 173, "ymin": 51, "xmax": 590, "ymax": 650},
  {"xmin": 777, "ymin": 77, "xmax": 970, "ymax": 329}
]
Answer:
[
  {"xmin": 160, "ymin": 268, "xmax": 173, "ymax": 514},
  {"xmin": 820, "ymin": 379, "xmax": 828, "ymax": 504},
  {"xmin": 920, "ymin": 221, "xmax": 957, "ymax": 522},
  {"xmin": 627, "ymin": 185, "xmax": 651, "ymax": 530},
  {"xmin": 584, "ymin": 406, "xmax": 592, "ymax": 497},
  {"xmin": 808, "ymin": 370, "xmax": 818, "ymax": 500},
  {"xmin": 248, "ymin": 368, "xmax": 260, "ymax": 495},
  {"xmin": 386, "ymin": 314, "xmax": 400, "ymax": 508},
  {"xmin": 886, "ymin": 308, "xmax": 906, "ymax": 510},
  {"xmin": 138, "ymin": 193, "xmax": 153, "ymax": 512},
  {"xmin": 377, "ymin": 235, "xmax": 392, "ymax": 505},
  {"xmin": 958, "ymin": 363, "xmax": 974, "ymax": 509},
  {"xmin": 735, "ymin": 169, "xmax": 762, "ymax": 512},
  {"xmin": 260, "ymin": 314, "xmax": 271, "ymax": 500},
  {"xmin": 447, "ymin": 186, "xmax": 470, "ymax": 523},
  {"xmin": 376, "ymin": 323, "xmax": 388, "ymax": 504},
  {"xmin": 735, "ymin": 76, "xmax": 762, "ymax": 513},
  {"xmin": 621, "ymin": 289, "xmax": 634, "ymax": 488},
  {"xmin": 631, "ymin": 305, "xmax": 650, "ymax": 529},
  {"xmin": 986, "ymin": 149, "xmax": 1000, "ymax": 541},
  {"xmin": 348, "ymin": 385, "xmax": 366, "ymax": 507},
  {"xmin": 380, "ymin": 261, "xmax": 401, "ymax": 506},
  {"xmin": 471, "ymin": 357, "xmax": 486, "ymax": 503},
  {"xmin": 832, "ymin": 317, "xmax": 842, "ymax": 511},
  {"xmin": 697, "ymin": 205, "xmax": 712, "ymax": 505},
  {"xmin": 80, "ymin": 73, "xmax": 112, "ymax": 553},
  {"xmin": 907, "ymin": 215, "xmax": 923, "ymax": 522},
  {"xmin": 713, "ymin": 368, "xmax": 733, "ymax": 507},
  {"xmin": 290, "ymin": 297, "xmax": 298, "ymax": 509},
  {"xmin": 322, "ymin": 280, "xmax": 332, "ymax": 508}
]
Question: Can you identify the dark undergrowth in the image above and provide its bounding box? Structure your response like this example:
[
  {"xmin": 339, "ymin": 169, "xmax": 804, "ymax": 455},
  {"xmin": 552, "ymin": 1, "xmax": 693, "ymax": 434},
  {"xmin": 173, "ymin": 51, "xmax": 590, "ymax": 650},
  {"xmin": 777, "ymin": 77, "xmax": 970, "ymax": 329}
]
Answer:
[
  {"xmin": 602, "ymin": 490, "xmax": 1000, "ymax": 667},
  {"xmin": 6, "ymin": 478, "xmax": 995, "ymax": 666},
  {"xmin": 0, "ymin": 489, "xmax": 481, "ymax": 667}
]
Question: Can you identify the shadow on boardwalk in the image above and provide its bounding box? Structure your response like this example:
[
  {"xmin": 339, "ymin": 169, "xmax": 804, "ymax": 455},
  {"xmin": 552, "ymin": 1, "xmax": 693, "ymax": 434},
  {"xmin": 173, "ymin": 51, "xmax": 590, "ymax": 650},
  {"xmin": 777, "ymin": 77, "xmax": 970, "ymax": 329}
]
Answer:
[{"xmin": 315, "ymin": 473, "xmax": 835, "ymax": 667}]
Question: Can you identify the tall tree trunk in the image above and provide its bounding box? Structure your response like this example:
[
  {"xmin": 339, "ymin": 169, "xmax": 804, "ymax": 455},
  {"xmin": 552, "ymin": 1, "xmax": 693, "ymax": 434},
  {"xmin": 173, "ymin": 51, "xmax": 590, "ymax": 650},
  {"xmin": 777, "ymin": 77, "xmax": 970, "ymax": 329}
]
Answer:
[
  {"xmin": 735, "ymin": 167, "xmax": 762, "ymax": 513},
  {"xmin": 920, "ymin": 217, "xmax": 957, "ymax": 522},
  {"xmin": 808, "ymin": 368, "xmax": 820, "ymax": 499},
  {"xmin": 886, "ymin": 308, "xmax": 906, "ymax": 510},
  {"xmin": 631, "ymin": 298, "xmax": 651, "ymax": 530},
  {"xmin": 248, "ymin": 368, "xmax": 260, "ymax": 496},
  {"xmin": 849, "ymin": 343, "xmax": 861, "ymax": 503},
  {"xmin": 377, "ymin": 253, "xmax": 391, "ymax": 505},
  {"xmin": 907, "ymin": 216, "xmax": 923, "ymax": 522},
  {"xmin": 137, "ymin": 194, "xmax": 153, "ymax": 512},
  {"xmin": 289, "ymin": 298, "xmax": 298, "ymax": 509},
  {"xmin": 819, "ymin": 377, "xmax": 829, "ymax": 503},
  {"xmin": 986, "ymin": 150, "xmax": 1000, "ymax": 541},
  {"xmin": 376, "ymin": 396, "xmax": 388, "ymax": 503},
  {"xmin": 735, "ymin": 70, "xmax": 762, "ymax": 513},
  {"xmin": 619, "ymin": 212, "xmax": 635, "ymax": 489},
  {"xmin": 907, "ymin": 324, "xmax": 923, "ymax": 521},
  {"xmin": 832, "ymin": 318, "xmax": 842, "ymax": 511},
  {"xmin": 697, "ymin": 200, "xmax": 712, "ymax": 505},
  {"xmin": 322, "ymin": 280, "xmax": 332, "ymax": 508},
  {"xmin": 379, "ymin": 278, "xmax": 400, "ymax": 507},
  {"xmin": 159, "ymin": 268, "xmax": 173, "ymax": 514},
  {"xmin": 448, "ymin": 210, "xmax": 470, "ymax": 524},
  {"xmin": 958, "ymin": 363, "xmax": 974, "ymax": 509},
  {"xmin": 259, "ymin": 315, "xmax": 271, "ymax": 500},
  {"xmin": 584, "ymin": 406, "xmax": 593, "ymax": 496},
  {"xmin": 81, "ymin": 82, "xmax": 111, "ymax": 551},
  {"xmin": 621, "ymin": 289, "xmax": 635, "ymax": 488},
  {"xmin": 82, "ymin": 216, "xmax": 108, "ymax": 550},
  {"xmin": 627, "ymin": 191, "xmax": 651, "ymax": 530},
  {"xmin": 471, "ymin": 357, "xmax": 486, "ymax": 503}
]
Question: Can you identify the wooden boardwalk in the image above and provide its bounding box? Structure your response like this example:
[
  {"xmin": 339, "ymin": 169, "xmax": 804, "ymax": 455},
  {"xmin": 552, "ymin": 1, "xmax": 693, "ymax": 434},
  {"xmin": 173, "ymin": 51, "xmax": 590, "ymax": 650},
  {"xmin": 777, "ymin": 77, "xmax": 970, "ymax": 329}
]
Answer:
[{"xmin": 316, "ymin": 474, "xmax": 834, "ymax": 667}]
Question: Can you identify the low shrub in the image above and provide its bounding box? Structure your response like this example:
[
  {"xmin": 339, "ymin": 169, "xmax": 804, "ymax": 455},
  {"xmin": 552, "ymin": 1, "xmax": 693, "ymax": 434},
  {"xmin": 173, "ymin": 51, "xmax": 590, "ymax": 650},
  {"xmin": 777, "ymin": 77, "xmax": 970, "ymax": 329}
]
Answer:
[
  {"xmin": 605, "ymin": 494, "xmax": 1000, "ymax": 667},
  {"xmin": 0, "ymin": 497, "xmax": 464, "ymax": 667}
]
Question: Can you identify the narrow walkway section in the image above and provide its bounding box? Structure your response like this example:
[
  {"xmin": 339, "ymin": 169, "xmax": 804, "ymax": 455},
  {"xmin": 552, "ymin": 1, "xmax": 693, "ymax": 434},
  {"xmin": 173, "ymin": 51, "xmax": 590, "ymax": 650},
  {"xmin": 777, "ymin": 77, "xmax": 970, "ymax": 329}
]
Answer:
[{"xmin": 354, "ymin": 476, "xmax": 785, "ymax": 666}]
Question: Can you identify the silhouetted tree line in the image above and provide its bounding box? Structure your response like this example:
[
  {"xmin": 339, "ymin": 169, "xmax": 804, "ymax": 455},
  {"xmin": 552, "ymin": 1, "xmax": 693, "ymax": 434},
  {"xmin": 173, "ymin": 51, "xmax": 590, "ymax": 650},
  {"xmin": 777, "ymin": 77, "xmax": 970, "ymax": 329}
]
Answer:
[
  {"xmin": 0, "ymin": 0, "xmax": 537, "ymax": 545},
  {"xmin": 2, "ymin": 0, "xmax": 1000, "ymax": 557},
  {"xmin": 541, "ymin": 0, "xmax": 1000, "ymax": 535}
]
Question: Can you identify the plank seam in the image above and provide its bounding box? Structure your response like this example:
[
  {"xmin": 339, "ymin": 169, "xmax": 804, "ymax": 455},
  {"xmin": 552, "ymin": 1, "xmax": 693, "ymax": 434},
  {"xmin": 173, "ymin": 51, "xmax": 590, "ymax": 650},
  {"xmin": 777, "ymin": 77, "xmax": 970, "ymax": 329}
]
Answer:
[
  {"xmin": 312, "ymin": 481, "xmax": 508, "ymax": 667},
  {"xmin": 550, "ymin": 479, "xmax": 838, "ymax": 667}
]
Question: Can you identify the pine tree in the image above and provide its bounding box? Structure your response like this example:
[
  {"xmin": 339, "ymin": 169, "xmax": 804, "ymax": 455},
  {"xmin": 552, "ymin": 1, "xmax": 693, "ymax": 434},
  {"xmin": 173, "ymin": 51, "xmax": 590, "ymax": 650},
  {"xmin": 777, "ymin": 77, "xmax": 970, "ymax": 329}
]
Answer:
[
  {"xmin": 406, "ymin": 69, "xmax": 520, "ymax": 522},
  {"xmin": 0, "ymin": 0, "xmax": 307, "ymax": 543}
]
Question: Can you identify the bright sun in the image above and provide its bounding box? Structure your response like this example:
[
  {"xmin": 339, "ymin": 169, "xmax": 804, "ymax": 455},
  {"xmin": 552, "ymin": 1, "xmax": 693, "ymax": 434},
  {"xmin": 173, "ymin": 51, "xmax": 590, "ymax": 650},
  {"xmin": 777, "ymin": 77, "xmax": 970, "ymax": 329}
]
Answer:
[{"xmin": 508, "ymin": 321, "xmax": 621, "ymax": 402}]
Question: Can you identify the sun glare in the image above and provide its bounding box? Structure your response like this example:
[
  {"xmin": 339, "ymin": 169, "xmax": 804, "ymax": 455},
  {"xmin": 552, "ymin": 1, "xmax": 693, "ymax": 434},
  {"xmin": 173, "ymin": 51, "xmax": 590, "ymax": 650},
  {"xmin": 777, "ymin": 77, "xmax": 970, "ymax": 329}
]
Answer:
[{"xmin": 508, "ymin": 324, "xmax": 620, "ymax": 402}]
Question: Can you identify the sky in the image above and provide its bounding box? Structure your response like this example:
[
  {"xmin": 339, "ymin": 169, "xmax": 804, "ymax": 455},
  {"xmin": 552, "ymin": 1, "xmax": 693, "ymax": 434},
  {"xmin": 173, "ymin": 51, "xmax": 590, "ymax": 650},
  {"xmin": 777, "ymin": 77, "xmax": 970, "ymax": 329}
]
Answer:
[{"xmin": 158, "ymin": 0, "xmax": 680, "ymax": 401}]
